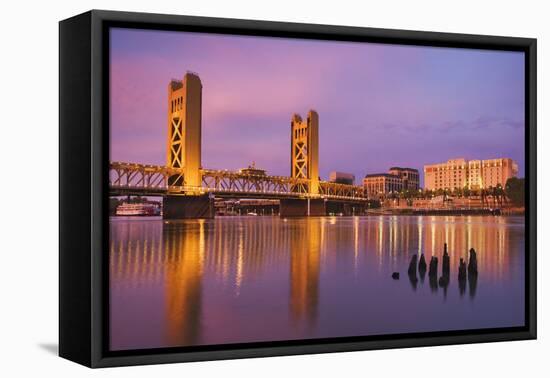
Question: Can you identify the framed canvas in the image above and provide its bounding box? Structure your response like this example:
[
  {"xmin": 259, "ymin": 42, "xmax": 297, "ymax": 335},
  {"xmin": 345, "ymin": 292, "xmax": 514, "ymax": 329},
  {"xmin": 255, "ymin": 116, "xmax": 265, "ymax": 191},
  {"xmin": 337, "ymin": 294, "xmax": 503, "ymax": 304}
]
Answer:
[{"xmin": 59, "ymin": 10, "xmax": 537, "ymax": 368}]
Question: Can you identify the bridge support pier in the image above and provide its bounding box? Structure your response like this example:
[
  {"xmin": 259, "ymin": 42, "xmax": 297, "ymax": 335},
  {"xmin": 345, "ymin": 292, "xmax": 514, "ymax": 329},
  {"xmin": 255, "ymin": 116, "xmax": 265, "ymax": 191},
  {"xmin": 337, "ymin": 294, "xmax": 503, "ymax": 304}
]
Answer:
[
  {"xmin": 280, "ymin": 198, "xmax": 326, "ymax": 217},
  {"xmin": 163, "ymin": 194, "xmax": 214, "ymax": 219}
]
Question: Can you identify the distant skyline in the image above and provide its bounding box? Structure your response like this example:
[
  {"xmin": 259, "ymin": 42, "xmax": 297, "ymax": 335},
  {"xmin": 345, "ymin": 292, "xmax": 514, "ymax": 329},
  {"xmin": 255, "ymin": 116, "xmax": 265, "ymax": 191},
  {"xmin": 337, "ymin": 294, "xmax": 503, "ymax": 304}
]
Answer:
[{"xmin": 110, "ymin": 28, "xmax": 525, "ymax": 186}]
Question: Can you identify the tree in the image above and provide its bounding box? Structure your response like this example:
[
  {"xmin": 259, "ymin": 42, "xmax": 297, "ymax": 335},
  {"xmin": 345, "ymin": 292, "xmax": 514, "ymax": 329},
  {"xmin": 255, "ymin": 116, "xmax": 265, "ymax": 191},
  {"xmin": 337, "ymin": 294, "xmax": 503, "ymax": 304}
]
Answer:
[
  {"xmin": 505, "ymin": 177, "xmax": 525, "ymax": 206},
  {"xmin": 454, "ymin": 187, "xmax": 463, "ymax": 198},
  {"xmin": 368, "ymin": 199, "xmax": 381, "ymax": 209},
  {"xmin": 495, "ymin": 184, "xmax": 505, "ymax": 206},
  {"xmin": 442, "ymin": 188, "xmax": 451, "ymax": 202},
  {"xmin": 463, "ymin": 186, "xmax": 471, "ymax": 198}
]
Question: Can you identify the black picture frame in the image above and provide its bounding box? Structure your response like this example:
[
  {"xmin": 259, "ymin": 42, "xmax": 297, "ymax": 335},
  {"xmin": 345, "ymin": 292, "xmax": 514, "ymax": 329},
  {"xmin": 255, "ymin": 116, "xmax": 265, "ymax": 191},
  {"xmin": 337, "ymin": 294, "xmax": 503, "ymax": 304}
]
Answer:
[{"xmin": 59, "ymin": 9, "xmax": 537, "ymax": 368}]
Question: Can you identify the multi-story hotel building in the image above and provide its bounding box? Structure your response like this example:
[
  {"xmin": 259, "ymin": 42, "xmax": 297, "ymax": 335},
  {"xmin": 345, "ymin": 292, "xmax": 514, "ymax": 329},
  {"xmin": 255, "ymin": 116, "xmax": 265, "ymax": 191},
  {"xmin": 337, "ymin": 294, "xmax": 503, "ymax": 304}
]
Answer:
[
  {"xmin": 388, "ymin": 167, "xmax": 420, "ymax": 190},
  {"xmin": 424, "ymin": 158, "xmax": 518, "ymax": 191},
  {"xmin": 363, "ymin": 173, "xmax": 403, "ymax": 196}
]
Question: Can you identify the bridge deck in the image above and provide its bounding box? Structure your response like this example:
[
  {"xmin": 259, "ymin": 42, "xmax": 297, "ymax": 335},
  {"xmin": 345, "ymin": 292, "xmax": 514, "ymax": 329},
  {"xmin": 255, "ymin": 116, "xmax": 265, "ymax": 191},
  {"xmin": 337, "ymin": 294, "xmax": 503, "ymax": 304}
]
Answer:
[{"xmin": 109, "ymin": 161, "xmax": 368, "ymax": 202}]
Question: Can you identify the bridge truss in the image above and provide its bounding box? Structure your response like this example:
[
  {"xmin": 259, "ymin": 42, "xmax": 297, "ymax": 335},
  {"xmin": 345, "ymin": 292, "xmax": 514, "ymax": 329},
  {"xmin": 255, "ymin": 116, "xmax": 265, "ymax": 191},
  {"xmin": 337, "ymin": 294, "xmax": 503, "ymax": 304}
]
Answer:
[{"xmin": 109, "ymin": 161, "xmax": 368, "ymax": 201}]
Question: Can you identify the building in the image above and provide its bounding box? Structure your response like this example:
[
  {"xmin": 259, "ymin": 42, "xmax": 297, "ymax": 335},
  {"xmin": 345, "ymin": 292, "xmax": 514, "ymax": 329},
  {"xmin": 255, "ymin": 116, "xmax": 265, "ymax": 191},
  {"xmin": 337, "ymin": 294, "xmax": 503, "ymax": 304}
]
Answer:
[
  {"xmin": 363, "ymin": 173, "xmax": 403, "ymax": 196},
  {"xmin": 424, "ymin": 157, "xmax": 518, "ymax": 191},
  {"xmin": 363, "ymin": 166, "xmax": 419, "ymax": 196},
  {"xmin": 388, "ymin": 167, "xmax": 420, "ymax": 190},
  {"xmin": 329, "ymin": 171, "xmax": 355, "ymax": 185}
]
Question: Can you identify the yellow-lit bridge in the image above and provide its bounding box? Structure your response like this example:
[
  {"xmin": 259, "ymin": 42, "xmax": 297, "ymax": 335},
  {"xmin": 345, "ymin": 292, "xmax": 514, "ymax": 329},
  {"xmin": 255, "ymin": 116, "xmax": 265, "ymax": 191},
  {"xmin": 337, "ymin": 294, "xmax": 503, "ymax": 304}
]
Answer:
[
  {"xmin": 109, "ymin": 161, "xmax": 367, "ymax": 201},
  {"xmin": 110, "ymin": 72, "xmax": 369, "ymax": 218}
]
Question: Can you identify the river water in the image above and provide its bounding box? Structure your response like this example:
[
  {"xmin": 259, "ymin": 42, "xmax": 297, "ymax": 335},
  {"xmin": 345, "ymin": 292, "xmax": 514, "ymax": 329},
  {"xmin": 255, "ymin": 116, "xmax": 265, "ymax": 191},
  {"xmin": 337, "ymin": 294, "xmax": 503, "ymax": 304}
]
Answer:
[{"xmin": 109, "ymin": 215, "xmax": 525, "ymax": 351}]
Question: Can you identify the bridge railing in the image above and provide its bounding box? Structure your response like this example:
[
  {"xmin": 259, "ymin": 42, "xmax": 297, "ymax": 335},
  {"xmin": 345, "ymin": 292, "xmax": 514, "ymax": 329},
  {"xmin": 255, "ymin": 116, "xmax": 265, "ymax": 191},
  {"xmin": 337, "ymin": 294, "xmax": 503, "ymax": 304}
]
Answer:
[
  {"xmin": 109, "ymin": 161, "xmax": 369, "ymax": 201},
  {"xmin": 201, "ymin": 169, "xmax": 312, "ymax": 196},
  {"xmin": 319, "ymin": 181, "xmax": 367, "ymax": 199},
  {"xmin": 110, "ymin": 162, "xmax": 174, "ymax": 190}
]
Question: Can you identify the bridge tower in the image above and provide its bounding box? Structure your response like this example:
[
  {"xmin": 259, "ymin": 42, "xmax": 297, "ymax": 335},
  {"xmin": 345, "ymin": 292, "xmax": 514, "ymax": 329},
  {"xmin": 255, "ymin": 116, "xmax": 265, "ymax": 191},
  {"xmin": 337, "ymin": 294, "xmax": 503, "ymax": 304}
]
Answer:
[
  {"xmin": 281, "ymin": 110, "xmax": 325, "ymax": 217},
  {"xmin": 167, "ymin": 72, "xmax": 202, "ymax": 189},
  {"xmin": 164, "ymin": 73, "xmax": 213, "ymax": 219},
  {"xmin": 291, "ymin": 110, "xmax": 319, "ymax": 195}
]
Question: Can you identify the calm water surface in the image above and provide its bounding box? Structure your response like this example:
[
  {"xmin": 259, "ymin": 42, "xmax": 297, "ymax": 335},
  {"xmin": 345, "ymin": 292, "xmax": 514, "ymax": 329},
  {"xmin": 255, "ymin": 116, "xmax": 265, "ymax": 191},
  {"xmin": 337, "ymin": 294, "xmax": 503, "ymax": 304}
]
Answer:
[{"xmin": 109, "ymin": 215, "xmax": 525, "ymax": 351}]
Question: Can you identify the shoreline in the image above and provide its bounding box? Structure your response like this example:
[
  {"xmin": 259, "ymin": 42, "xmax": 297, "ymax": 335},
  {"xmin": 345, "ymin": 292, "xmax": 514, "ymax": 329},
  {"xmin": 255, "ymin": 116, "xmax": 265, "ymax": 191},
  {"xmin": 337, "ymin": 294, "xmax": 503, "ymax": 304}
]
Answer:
[
  {"xmin": 367, "ymin": 208, "xmax": 525, "ymax": 216},
  {"xmin": 109, "ymin": 211, "xmax": 525, "ymax": 219}
]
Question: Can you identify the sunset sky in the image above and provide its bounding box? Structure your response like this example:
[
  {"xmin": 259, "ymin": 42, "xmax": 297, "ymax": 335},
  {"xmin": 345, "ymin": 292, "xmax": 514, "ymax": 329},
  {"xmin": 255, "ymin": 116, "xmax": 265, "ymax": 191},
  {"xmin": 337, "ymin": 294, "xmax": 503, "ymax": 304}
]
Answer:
[{"xmin": 110, "ymin": 28, "xmax": 525, "ymax": 184}]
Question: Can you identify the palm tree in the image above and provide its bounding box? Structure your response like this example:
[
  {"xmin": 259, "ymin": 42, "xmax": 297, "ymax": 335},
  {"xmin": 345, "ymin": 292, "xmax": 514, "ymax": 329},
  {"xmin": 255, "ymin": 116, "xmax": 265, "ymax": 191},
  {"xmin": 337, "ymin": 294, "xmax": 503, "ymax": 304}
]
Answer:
[
  {"xmin": 495, "ymin": 184, "xmax": 505, "ymax": 206},
  {"xmin": 463, "ymin": 186, "xmax": 471, "ymax": 198},
  {"xmin": 454, "ymin": 187, "xmax": 463, "ymax": 198}
]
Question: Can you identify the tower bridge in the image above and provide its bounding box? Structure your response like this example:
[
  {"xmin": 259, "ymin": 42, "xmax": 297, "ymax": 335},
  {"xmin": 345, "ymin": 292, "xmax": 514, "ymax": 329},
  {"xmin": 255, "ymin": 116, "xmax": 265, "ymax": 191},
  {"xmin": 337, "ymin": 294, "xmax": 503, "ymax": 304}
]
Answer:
[{"xmin": 109, "ymin": 72, "xmax": 369, "ymax": 218}]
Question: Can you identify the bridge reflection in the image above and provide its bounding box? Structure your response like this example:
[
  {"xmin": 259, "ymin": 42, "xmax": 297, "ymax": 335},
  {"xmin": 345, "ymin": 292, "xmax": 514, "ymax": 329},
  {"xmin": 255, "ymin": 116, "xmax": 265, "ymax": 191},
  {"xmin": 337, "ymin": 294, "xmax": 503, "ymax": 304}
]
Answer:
[
  {"xmin": 163, "ymin": 220, "xmax": 205, "ymax": 346},
  {"xmin": 109, "ymin": 215, "xmax": 520, "ymax": 349},
  {"xmin": 290, "ymin": 219, "xmax": 321, "ymax": 328}
]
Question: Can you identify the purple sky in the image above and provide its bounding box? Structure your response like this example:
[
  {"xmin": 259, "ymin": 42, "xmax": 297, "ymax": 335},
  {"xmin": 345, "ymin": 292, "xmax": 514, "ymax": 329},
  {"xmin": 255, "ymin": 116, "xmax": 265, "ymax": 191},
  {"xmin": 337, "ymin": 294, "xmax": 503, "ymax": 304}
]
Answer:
[{"xmin": 110, "ymin": 28, "xmax": 525, "ymax": 185}]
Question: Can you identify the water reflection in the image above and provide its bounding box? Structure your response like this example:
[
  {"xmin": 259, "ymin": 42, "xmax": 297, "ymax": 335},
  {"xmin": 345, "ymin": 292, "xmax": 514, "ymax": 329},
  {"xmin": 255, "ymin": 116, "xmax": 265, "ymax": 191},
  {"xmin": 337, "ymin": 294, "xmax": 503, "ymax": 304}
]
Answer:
[
  {"xmin": 110, "ymin": 215, "xmax": 525, "ymax": 351},
  {"xmin": 289, "ymin": 219, "xmax": 320, "ymax": 327},
  {"xmin": 163, "ymin": 220, "xmax": 204, "ymax": 346}
]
